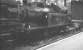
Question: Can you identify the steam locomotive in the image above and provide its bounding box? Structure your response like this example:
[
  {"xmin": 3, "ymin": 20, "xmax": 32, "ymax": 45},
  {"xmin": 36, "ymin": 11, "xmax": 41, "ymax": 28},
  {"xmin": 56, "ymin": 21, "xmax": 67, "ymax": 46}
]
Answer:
[{"xmin": 0, "ymin": 0, "xmax": 74, "ymax": 48}]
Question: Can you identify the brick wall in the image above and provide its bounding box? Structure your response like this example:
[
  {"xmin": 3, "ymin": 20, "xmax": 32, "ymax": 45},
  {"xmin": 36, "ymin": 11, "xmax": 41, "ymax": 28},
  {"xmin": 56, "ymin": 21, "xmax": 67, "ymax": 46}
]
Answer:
[{"xmin": 72, "ymin": 1, "xmax": 83, "ymax": 20}]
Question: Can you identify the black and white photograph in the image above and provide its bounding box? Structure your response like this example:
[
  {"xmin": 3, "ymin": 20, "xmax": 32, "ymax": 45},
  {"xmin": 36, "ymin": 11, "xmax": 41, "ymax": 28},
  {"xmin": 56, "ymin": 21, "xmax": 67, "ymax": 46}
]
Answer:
[{"xmin": 0, "ymin": 0, "xmax": 83, "ymax": 50}]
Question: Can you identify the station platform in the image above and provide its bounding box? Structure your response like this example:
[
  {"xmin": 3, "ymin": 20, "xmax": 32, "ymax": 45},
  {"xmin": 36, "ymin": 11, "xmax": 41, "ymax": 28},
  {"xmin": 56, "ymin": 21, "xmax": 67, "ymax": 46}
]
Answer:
[{"xmin": 36, "ymin": 32, "xmax": 83, "ymax": 50}]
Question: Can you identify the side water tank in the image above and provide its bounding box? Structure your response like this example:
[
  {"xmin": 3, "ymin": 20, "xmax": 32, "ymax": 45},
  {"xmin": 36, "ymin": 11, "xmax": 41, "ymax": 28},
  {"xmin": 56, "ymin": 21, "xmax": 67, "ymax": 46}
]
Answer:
[{"xmin": 0, "ymin": 0, "xmax": 8, "ymax": 18}]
